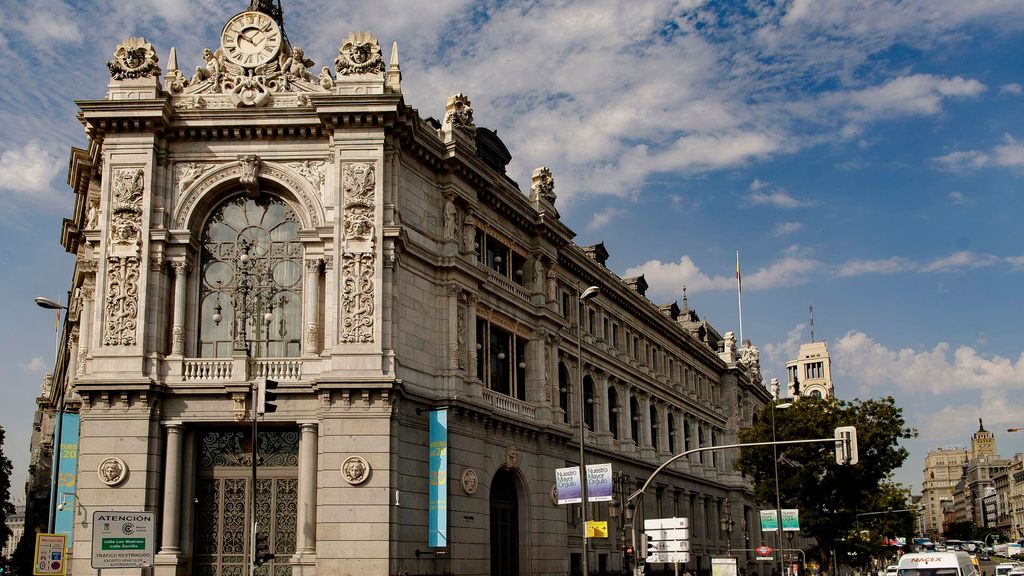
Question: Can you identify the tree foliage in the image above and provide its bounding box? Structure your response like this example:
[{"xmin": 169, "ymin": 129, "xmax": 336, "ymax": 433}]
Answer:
[
  {"xmin": 735, "ymin": 396, "xmax": 916, "ymax": 572},
  {"xmin": 0, "ymin": 425, "xmax": 13, "ymax": 548}
]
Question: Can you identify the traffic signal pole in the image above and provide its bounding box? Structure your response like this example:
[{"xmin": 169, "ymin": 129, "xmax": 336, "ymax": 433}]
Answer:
[
  {"xmin": 250, "ymin": 381, "xmax": 259, "ymax": 576},
  {"xmin": 626, "ymin": 432, "xmax": 857, "ymax": 576}
]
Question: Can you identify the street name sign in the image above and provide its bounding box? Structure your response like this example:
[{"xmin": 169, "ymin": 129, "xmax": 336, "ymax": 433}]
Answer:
[
  {"xmin": 648, "ymin": 552, "xmax": 691, "ymax": 564},
  {"xmin": 644, "ymin": 517, "xmax": 688, "ymax": 530},
  {"xmin": 91, "ymin": 511, "xmax": 155, "ymax": 569},
  {"xmin": 646, "ymin": 528, "xmax": 689, "ymax": 541},
  {"xmin": 648, "ymin": 540, "xmax": 691, "ymax": 552}
]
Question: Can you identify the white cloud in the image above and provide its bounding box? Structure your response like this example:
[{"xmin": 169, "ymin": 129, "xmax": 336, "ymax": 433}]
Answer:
[
  {"xmin": 761, "ymin": 322, "xmax": 807, "ymax": 376},
  {"xmin": 833, "ymin": 330, "xmax": 1024, "ymax": 395},
  {"xmin": 586, "ymin": 207, "xmax": 625, "ymax": 231},
  {"xmin": 20, "ymin": 357, "xmax": 46, "ymax": 373},
  {"xmin": 841, "ymin": 74, "xmax": 985, "ymax": 120},
  {"xmin": 836, "ymin": 257, "xmax": 912, "ymax": 277},
  {"xmin": 625, "ymin": 255, "xmax": 733, "ymax": 297},
  {"xmin": 1006, "ymin": 256, "xmax": 1024, "ymax": 270},
  {"xmin": 948, "ymin": 191, "xmax": 973, "ymax": 205},
  {"xmin": 920, "ymin": 250, "xmax": 1000, "ymax": 273},
  {"xmin": 8, "ymin": 0, "xmax": 83, "ymax": 47},
  {"xmin": 999, "ymin": 83, "xmax": 1023, "ymax": 95},
  {"xmin": 0, "ymin": 140, "xmax": 63, "ymax": 204},
  {"xmin": 745, "ymin": 181, "xmax": 811, "ymax": 208},
  {"xmin": 770, "ymin": 222, "xmax": 802, "ymax": 237},
  {"xmin": 932, "ymin": 134, "xmax": 1024, "ymax": 171}
]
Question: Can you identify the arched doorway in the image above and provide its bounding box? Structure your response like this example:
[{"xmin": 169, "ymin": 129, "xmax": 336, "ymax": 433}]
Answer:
[{"xmin": 490, "ymin": 468, "xmax": 520, "ymax": 576}]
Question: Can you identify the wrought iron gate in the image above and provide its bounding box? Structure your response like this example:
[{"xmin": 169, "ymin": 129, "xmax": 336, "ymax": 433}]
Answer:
[{"xmin": 194, "ymin": 429, "xmax": 298, "ymax": 576}]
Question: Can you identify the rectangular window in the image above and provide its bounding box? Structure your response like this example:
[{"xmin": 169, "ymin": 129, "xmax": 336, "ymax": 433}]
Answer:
[
  {"xmin": 602, "ymin": 317, "xmax": 609, "ymax": 341},
  {"xmin": 588, "ymin": 309, "xmax": 596, "ymax": 335},
  {"xmin": 611, "ymin": 323, "xmax": 619, "ymax": 348},
  {"xmin": 477, "ymin": 317, "xmax": 528, "ymax": 401},
  {"xmin": 562, "ymin": 291, "xmax": 571, "ymax": 319}
]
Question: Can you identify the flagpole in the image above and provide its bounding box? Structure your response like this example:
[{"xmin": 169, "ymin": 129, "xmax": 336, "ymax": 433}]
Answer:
[{"xmin": 736, "ymin": 250, "xmax": 743, "ymax": 345}]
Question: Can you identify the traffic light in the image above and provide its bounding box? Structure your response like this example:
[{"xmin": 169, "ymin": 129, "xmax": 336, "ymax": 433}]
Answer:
[
  {"xmin": 624, "ymin": 545, "xmax": 635, "ymax": 569},
  {"xmin": 254, "ymin": 531, "xmax": 275, "ymax": 566},
  {"xmin": 639, "ymin": 532, "xmax": 651, "ymax": 559},
  {"xmin": 834, "ymin": 426, "xmax": 859, "ymax": 465},
  {"xmin": 255, "ymin": 377, "xmax": 278, "ymax": 415}
]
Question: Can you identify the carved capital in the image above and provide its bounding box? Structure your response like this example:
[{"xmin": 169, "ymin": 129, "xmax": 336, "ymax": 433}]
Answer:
[{"xmin": 172, "ymin": 260, "xmax": 192, "ymax": 277}]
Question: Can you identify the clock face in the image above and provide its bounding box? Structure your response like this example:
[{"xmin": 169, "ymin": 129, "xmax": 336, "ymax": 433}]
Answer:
[{"xmin": 221, "ymin": 11, "xmax": 282, "ymax": 67}]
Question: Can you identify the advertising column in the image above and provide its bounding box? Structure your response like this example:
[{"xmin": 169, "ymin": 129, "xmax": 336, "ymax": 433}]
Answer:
[{"xmin": 54, "ymin": 413, "xmax": 80, "ymax": 553}]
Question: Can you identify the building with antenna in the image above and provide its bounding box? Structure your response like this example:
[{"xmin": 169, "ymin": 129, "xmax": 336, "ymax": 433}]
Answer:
[{"xmin": 782, "ymin": 308, "xmax": 834, "ymax": 400}]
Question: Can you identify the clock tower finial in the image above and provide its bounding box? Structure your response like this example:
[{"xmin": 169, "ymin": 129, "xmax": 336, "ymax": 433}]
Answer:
[{"xmin": 248, "ymin": 0, "xmax": 284, "ymax": 28}]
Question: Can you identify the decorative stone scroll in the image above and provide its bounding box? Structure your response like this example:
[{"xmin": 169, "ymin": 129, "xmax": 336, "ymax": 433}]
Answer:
[
  {"xmin": 175, "ymin": 162, "xmax": 213, "ymax": 194},
  {"xmin": 340, "ymin": 253, "xmax": 374, "ymax": 343},
  {"xmin": 104, "ymin": 256, "xmax": 140, "ymax": 346},
  {"xmin": 340, "ymin": 162, "xmax": 376, "ymax": 344},
  {"xmin": 107, "ymin": 37, "xmax": 160, "ymax": 80},
  {"xmin": 238, "ymin": 154, "xmax": 260, "ymax": 196},
  {"xmin": 530, "ymin": 166, "xmax": 557, "ymax": 206},
  {"xmin": 335, "ymin": 32, "xmax": 384, "ymax": 76}
]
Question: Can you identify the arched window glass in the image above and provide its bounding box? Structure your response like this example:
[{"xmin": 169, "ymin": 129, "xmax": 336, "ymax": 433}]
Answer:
[
  {"xmin": 667, "ymin": 414, "xmax": 676, "ymax": 454},
  {"xmin": 199, "ymin": 194, "xmax": 303, "ymax": 358},
  {"xmin": 583, "ymin": 375, "xmax": 595, "ymax": 430},
  {"xmin": 607, "ymin": 387, "xmax": 619, "ymax": 439},
  {"xmin": 629, "ymin": 396, "xmax": 640, "ymax": 443},
  {"xmin": 649, "ymin": 404, "xmax": 659, "ymax": 450},
  {"xmin": 559, "ymin": 363, "xmax": 571, "ymax": 424}
]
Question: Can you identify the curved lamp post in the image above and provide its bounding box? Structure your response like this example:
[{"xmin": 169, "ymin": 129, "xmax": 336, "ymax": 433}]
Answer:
[
  {"xmin": 35, "ymin": 294, "xmax": 70, "ymax": 534},
  {"xmin": 772, "ymin": 401, "xmax": 793, "ymax": 576},
  {"xmin": 577, "ymin": 284, "xmax": 599, "ymax": 576}
]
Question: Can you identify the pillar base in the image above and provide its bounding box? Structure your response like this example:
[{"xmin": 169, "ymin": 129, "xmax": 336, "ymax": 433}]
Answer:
[
  {"xmin": 290, "ymin": 552, "xmax": 317, "ymax": 576},
  {"xmin": 154, "ymin": 551, "xmax": 185, "ymax": 576}
]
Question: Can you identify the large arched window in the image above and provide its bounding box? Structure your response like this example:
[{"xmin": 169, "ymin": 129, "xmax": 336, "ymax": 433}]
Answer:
[
  {"xmin": 649, "ymin": 404, "xmax": 659, "ymax": 451},
  {"xmin": 629, "ymin": 395, "xmax": 640, "ymax": 443},
  {"xmin": 667, "ymin": 414, "xmax": 676, "ymax": 454},
  {"xmin": 199, "ymin": 194, "xmax": 303, "ymax": 358}
]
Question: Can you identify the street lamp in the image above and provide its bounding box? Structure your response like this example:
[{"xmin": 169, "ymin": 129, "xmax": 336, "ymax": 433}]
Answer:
[
  {"xmin": 35, "ymin": 294, "xmax": 70, "ymax": 534},
  {"xmin": 772, "ymin": 401, "xmax": 793, "ymax": 576},
  {"xmin": 577, "ymin": 284, "xmax": 599, "ymax": 576}
]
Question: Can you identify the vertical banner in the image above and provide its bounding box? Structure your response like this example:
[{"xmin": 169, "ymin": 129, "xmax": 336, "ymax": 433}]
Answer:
[
  {"xmin": 759, "ymin": 509, "xmax": 779, "ymax": 531},
  {"xmin": 781, "ymin": 509, "xmax": 800, "ymax": 531},
  {"xmin": 54, "ymin": 413, "xmax": 80, "ymax": 552},
  {"xmin": 585, "ymin": 463, "xmax": 614, "ymax": 502},
  {"xmin": 428, "ymin": 409, "xmax": 448, "ymax": 548},
  {"xmin": 555, "ymin": 466, "xmax": 582, "ymax": 504}
]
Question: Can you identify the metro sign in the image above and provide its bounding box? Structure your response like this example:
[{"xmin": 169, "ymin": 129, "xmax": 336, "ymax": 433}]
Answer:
[{"xmin": 756, "ymin": 545, "xmax": 774, "ymax": 556}]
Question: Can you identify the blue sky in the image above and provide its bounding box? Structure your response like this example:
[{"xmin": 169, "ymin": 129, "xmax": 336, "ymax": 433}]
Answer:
[{"xmin": 2, "ymin": 0, "xmax": 1023, "ymax": 497}]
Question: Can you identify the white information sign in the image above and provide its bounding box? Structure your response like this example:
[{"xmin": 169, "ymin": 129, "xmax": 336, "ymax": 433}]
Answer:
[
  {"xmin": 648, "ymin": 552, "xmax": 691, "ymax": 564},
  {"xmin": 91, "ymin": 511, "xmax": 156, "ymax": 569},
  {"xmin": 644, "ymin": 517, "xmax": 688, "ymax": 530},
  {"xmin": 648, "ymin": 540, "xmax": 691, "ymax": 552}
]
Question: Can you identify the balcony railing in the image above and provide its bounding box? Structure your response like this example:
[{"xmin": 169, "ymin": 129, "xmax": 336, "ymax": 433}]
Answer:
[
  {"xmin": 182, "ymin": 359, "xmax": 233, "ymax": 381},
  {"xmin": 181, "ymin": 358, "xmax": 303, "ymax": 381},
  {"xmin": 486, "ymin": 268, "xmax": 530, "ymax": 301},
  {"xmin": 482, "ymin": 388, "xmax": 537, "ymax": 419}
]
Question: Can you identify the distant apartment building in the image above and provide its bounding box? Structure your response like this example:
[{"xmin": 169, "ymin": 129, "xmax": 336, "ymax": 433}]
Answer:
[{"xmin": 921, "ymin": 446, "xmax": 968, "ymax": 537}]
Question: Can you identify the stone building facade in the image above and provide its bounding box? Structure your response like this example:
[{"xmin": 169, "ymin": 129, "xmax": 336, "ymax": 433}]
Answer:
[{"xmin": 46, "ymin": 3, "xmax": 773, "ymax": 575}]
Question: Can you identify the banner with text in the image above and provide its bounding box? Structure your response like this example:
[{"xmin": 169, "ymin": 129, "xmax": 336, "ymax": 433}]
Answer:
[
  {"xmin": 555, "ymin": 463, "xmax": 614, "ymax": 504},
  {"xmin": 428, "ymin": 409, "xmax": 448, "ymax": 548},
  {"xmin": 54, "ymin": 413, "xmax": 80, "ymax": 552},
  {"xmin": 760, "ymin": 509, "xmax": 779, "ymax": 532},
  {"xmin": 781, "ymin": 509, "xmax": 800, "ymax": 531}
]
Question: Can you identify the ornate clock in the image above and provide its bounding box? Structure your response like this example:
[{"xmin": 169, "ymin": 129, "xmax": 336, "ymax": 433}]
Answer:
[{"xmin": 220, "ymin": 11, "xmax": 282, "ymax": 67}]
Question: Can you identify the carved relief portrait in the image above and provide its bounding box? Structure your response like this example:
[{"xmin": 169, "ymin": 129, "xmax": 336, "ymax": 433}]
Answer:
[
  {"xmin": 461, "ymin": 468, "xmax": 479, "ymax": 495},
  {"xmin": 335, "ymin": 32, "xmax": 384, "ymax": 76},
  {"xmin": 98, "ymin": 456, "xmax": 128, "ymax": 486},
  {"xmin": 342, "ymin": 455, "xmax": 370, "ymax": 485},
  {"xmin": 107, "ymin": 37, "xmax": 160, "ymax": 80}
]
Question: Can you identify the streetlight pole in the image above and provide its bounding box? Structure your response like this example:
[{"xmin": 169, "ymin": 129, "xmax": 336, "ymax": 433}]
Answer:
[
  {"xmin": 577, "ymin": 284, "xmax": 599, "ymax": 576},
  {"xmin": 772, "ymin": 402, "xmax": 793, "ymax": 576},
  {"xmin": 35, "ymin": 294, "xmax": 71, "ymax": 534}
]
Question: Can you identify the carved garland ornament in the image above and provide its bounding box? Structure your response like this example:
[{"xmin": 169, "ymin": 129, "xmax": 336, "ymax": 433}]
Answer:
[
  {"xmin": 340, "ymin": 163, "xmax": 376, "ymax": 343},
  {"xmin": 104, "ymin": 168, "xmax": 145, "ymax": 347}
]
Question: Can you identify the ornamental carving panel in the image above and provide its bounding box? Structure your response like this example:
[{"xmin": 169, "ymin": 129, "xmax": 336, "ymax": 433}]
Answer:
[
  {"xmin": 343, "ymin": 163, "xmax": 375, "ymax": 242},
  {"xmin": 104, "ymin": 256, "xmax": 140, "ymax": 346},
  {"xmin": 340, "ymin": 253, "xmax": 374, "ymax": 343},
  {"xmin": 109, "ymin": 169, "xmax": 145, "ymax": 255}
]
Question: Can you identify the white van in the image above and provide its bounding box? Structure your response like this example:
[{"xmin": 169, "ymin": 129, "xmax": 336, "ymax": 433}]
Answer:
[
  {"xmin": 896, "ymin": 552, "xmax": 979, "ymax": 576},
  {"xmin": 995, "ymin": 563, "xmax": 1017, "ymax": 576}
]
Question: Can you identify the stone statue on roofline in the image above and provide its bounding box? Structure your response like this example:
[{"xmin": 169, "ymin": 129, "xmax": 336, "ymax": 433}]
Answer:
[
  {"xmin": 335, "ymin": 31, "xmax": 384, "ymax": 76},
  {"xmin": 108, "ymin": 37, "xmax": 161, "ymax": 80}
]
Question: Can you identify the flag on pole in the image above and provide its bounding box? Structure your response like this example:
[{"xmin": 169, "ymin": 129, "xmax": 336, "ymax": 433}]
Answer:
[
  {"xmin": 735, "ymin": 251, "xmax": 742, "ymax": 293},
  {"xmin": 55, "ymin": 308, "xmax": 61, "ymax": 333}
]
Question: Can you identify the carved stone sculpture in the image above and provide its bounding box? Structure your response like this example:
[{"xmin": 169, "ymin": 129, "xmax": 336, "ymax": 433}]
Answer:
[
  {"xmin": 531, "ymin": 166, "xmax": 556, "ymax": 205},
  {"xmin": 443, "ymin": 194, "xmax": 457, "ymax": 241},
  {"xmin": 98, "ymin": 456, "xmax": 128, "ymax": 486},
  {"xmin": 280, "ymin": 47, "xmax": 315, "ymax": 82},
  {"xmin": 342, "ymin": 456, "xmax": 370, "ymax": 485},
  {"xmin": 190, "ymin": 48, "xmax": 222, "ymax": 86},
  {"xmin": 335, "ymin": 32, "xmax": 384, "ymax": 76},
  {"xmin": 238, "ymin": 154, "xmax": 260, "ymax": 196},
  {"xmin": 444, "ymin": 93, "xmax": 476, "ymax": 136},
  {"xmin": 318, "ymin": 66, "xmax": 335, "ymax": 89},
  {"xmin": 107, "ymin": 37, "xmax": 161, "ymax": 80}
]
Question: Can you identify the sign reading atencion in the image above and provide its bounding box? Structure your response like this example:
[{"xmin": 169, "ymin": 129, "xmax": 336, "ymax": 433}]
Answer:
[{"xmin": 91, "ymin": 511, "xmax": 155, "ymax": 569}]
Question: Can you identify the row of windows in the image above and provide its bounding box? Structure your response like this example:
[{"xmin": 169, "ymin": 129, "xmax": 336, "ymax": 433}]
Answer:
[
  {"xmin": 559, "ymin": 289, "xmax": 720, "ymax": 404},
  {"xmin": 558, "ymin": 363, "xmax": 721, "ymax": 465}
]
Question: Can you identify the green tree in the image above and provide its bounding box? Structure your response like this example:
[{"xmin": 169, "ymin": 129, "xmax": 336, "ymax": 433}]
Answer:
[
  {"xmin": 736, "ymin": 396, "xmax": 916, "ymax": 574},
  {"xmin": 0, "ymin": 426, "xmax": 13, "ymax": 549}
]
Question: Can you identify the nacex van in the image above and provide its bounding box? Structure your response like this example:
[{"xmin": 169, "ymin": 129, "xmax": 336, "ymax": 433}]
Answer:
[{"xmin": 896, "ymin": 552, "xmax": 979, "ymax": 576}]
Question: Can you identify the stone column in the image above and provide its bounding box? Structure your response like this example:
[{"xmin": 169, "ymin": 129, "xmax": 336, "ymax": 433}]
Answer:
[
  {"xmin": 304, "ymin": 259, "xmax": 322, "ymax": 355},
  {"xmin": 155, "ymin": 422, "xmax": 184, "ymax": 575},
  {"xmin": 170, "ymin": 261, "xmax": 190, "ymax": 356},
  {"xmin": 622, "ymin": 387, "xmax": 635, "ymax": 447},
  {"xmin": 77, "ymin": 282, "xmax": 94, "ymax": 377},
  {"xmin": 292, "ymin": 421, "xmax": 318, "ymax": 574},
  {"xmin": 466, "ymin": 294, "xmax": 480, "ymax": 396}
]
